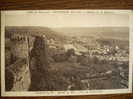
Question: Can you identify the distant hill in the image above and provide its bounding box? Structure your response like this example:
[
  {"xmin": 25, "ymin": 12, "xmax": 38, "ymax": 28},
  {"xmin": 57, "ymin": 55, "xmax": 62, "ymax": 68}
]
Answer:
[
  {"xmin": 53, "ymin": 27, "xmax": 129, "ymax": 41},
  {"xmin": 5, "ymin": 26, "xmax": 67, "ymax": 42},
  {"xmin": 6, "ymin": 26, "xmax": 129, "ymax": 46}
]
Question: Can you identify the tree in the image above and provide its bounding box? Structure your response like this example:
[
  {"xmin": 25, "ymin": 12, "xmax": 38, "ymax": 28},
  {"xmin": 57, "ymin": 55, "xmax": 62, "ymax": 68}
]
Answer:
[
  {"xmin": 93, "ymin": 56, "xmax": 99, "ymax": 64},
  {"xmin": 66, "ymin": 48, "xmax": 75, "ymax": 57}
]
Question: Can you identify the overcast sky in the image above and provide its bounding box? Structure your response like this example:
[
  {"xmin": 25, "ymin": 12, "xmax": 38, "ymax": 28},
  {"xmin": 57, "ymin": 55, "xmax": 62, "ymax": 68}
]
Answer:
[{"xmin": 4, "ymin": 12, "xmax": 129, "ymax": 27}]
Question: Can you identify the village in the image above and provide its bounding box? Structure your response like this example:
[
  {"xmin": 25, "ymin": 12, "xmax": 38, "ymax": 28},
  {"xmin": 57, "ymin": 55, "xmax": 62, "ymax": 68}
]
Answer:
[
  {"xmin": 46, "ymin": 34, "xmax": 129, "ymax": 90},
  {"xmin": 48, "ymin": 35, "xmax": 129, "ymax": 63}
]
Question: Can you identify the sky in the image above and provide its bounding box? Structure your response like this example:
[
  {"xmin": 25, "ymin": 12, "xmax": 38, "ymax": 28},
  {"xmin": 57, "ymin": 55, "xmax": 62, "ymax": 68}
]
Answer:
[{"xmin": 4, "ymin": 11, "xmax": 129, "ymax": 27}]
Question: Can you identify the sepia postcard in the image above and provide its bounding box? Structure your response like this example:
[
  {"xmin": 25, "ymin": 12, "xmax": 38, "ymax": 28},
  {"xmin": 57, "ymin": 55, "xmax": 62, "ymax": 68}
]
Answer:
[{"xmin": 1, "ymin": 10, "xmax": 133, "ymax": 96}]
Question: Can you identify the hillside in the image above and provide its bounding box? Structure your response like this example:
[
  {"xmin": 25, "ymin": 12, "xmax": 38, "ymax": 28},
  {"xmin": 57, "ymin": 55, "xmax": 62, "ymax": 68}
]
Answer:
[
  {"xmin": 5, "ymin": 26, "xmax": 67, "ymax": 42},
  {"xmin": 53, "ymin": 27, "xmax": 129, "ymax": 40},
  {"xmin": 6, "ymin": 26, "xmax": 129, "ymax": 41}
]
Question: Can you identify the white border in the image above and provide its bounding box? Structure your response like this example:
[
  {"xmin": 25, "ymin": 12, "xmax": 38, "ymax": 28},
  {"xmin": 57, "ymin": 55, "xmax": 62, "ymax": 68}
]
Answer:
[{"xmin": 1, "ymin": 10, "xmax": 133, "ymax": 96}]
